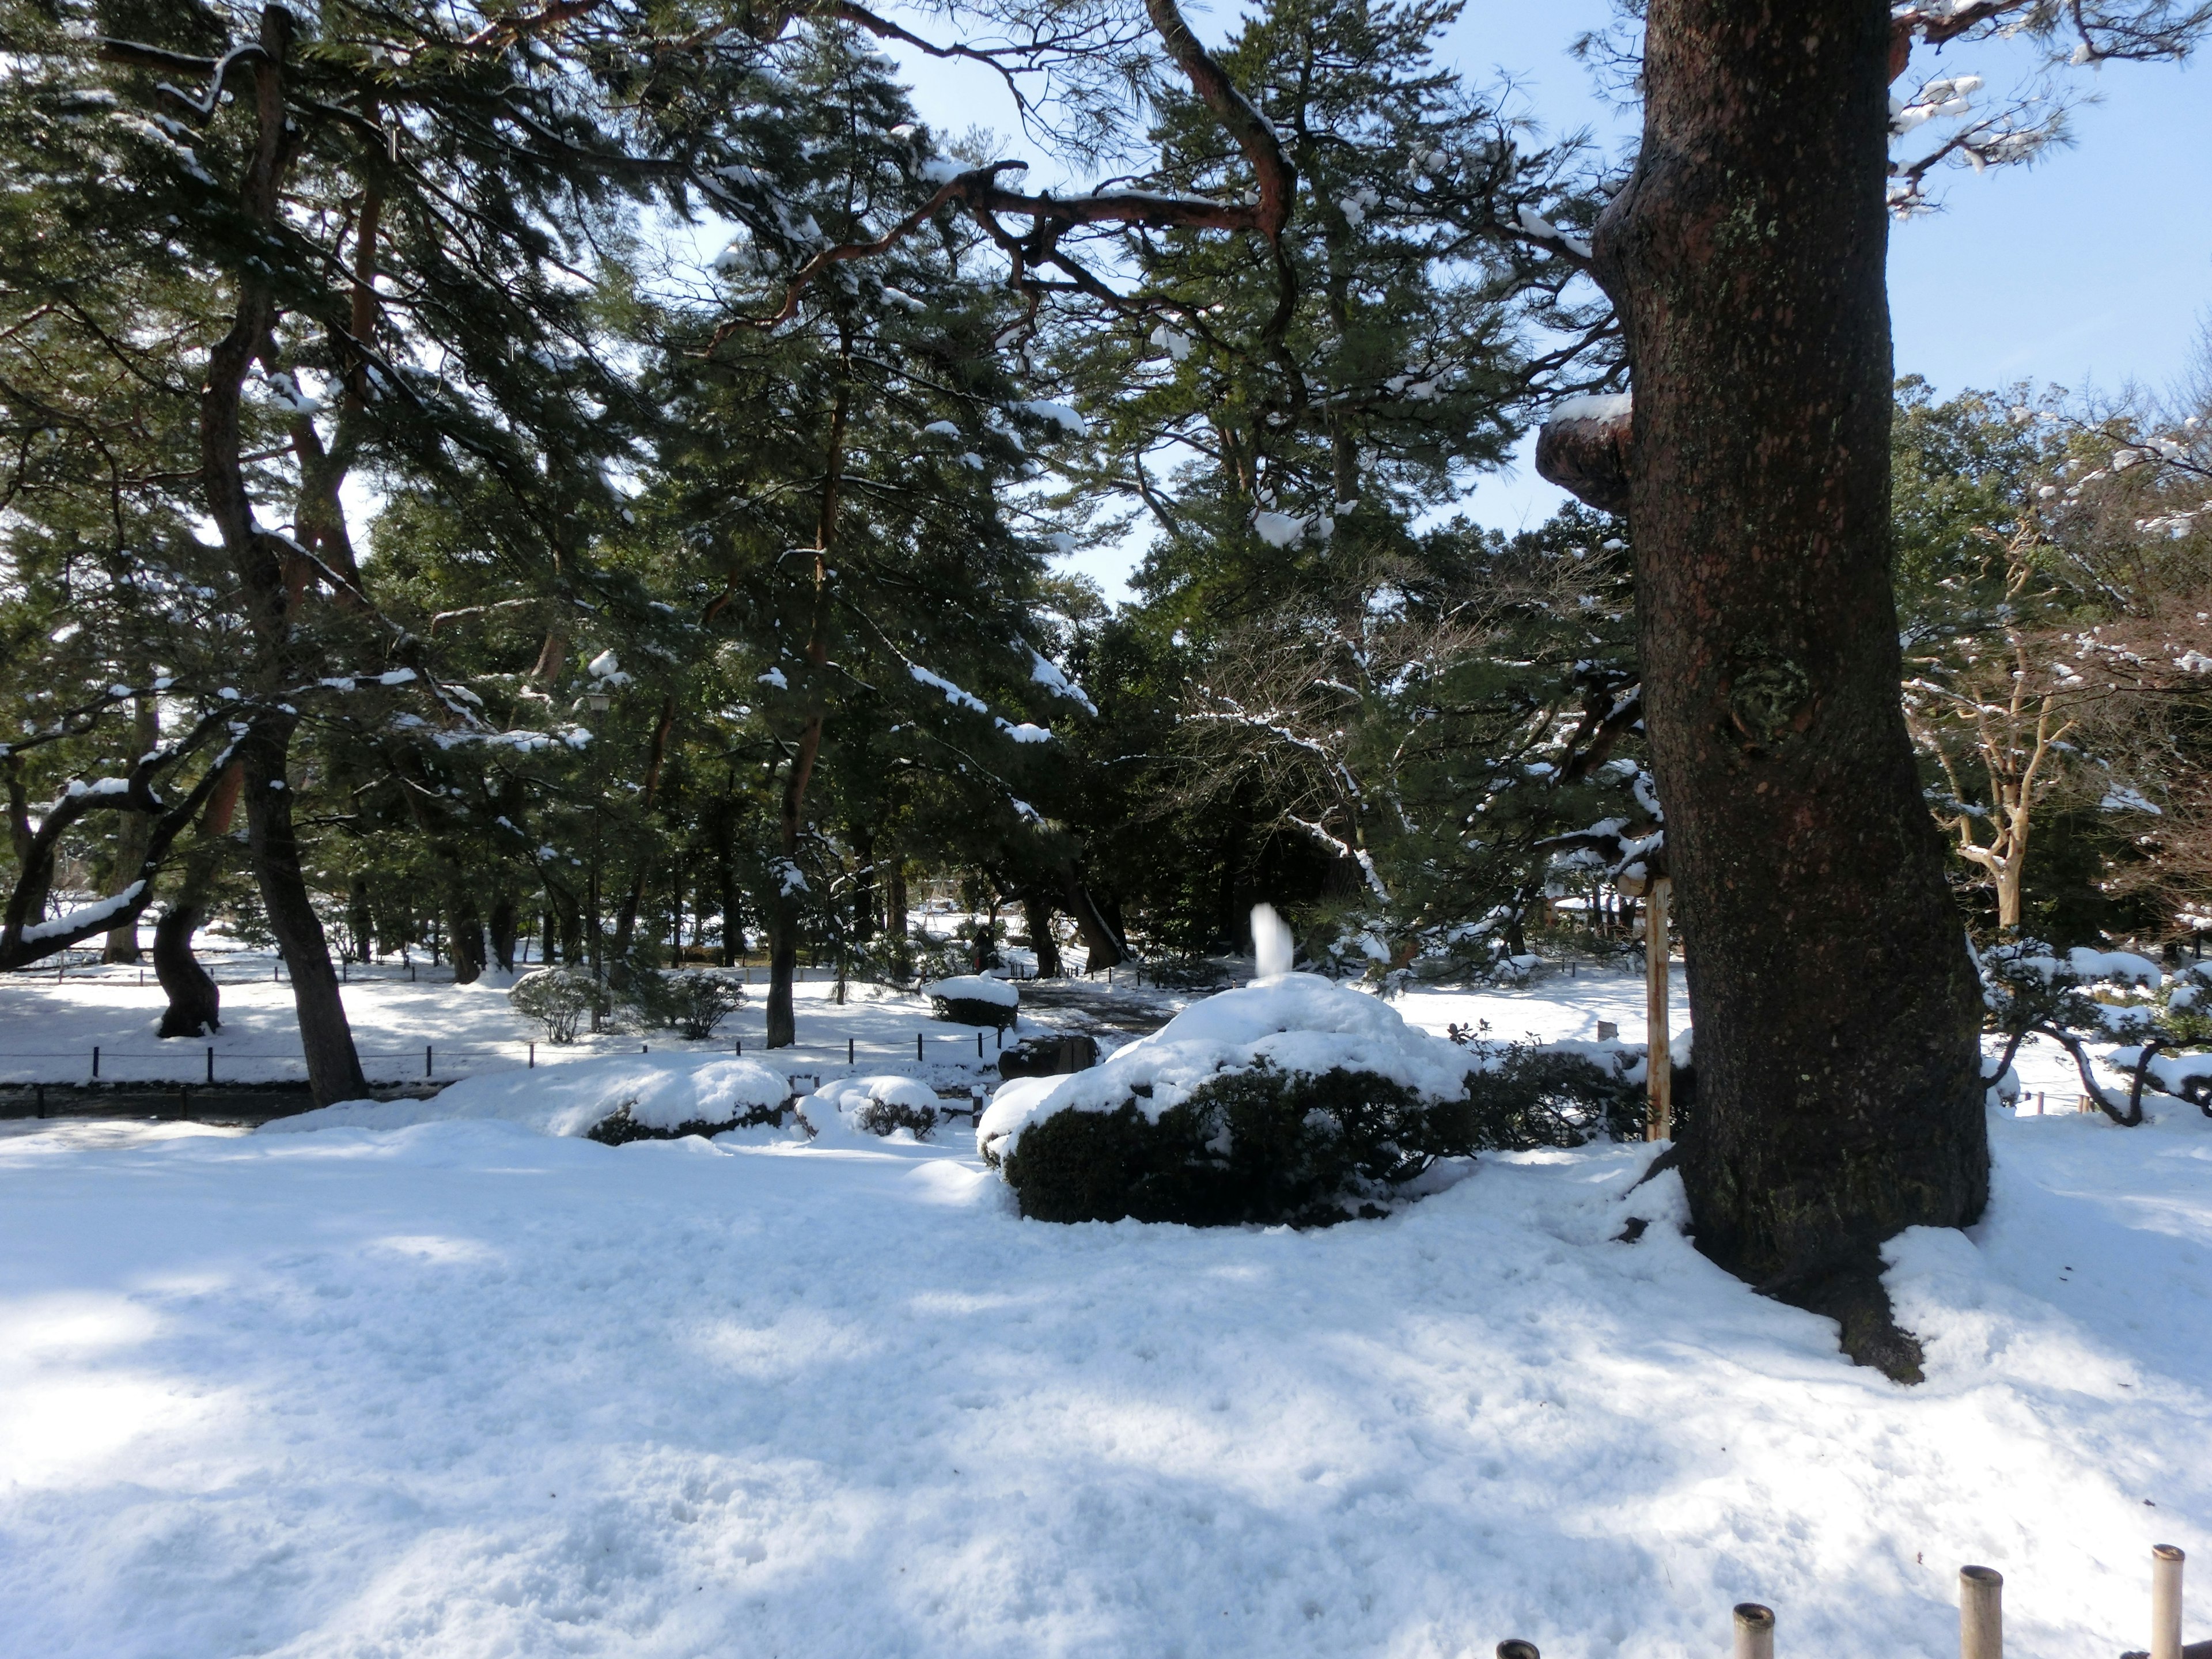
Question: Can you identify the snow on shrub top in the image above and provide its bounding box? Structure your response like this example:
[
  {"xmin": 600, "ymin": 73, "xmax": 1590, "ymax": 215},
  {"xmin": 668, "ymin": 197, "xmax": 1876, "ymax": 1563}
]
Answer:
[
  {"xmin": 976, "ymin": 973, "xmax": 1472, "ymax": 1161},
  {"xmin": 2069, "ymin": 946, "xmax": 2163, "ymax": 989},
  {"xmin": 264, "ymin": 1053, "xmax": 790, "ymax": 1138},
  {"xmin": 922, "ymin": 974, "xmax": 1020, "ymax": 1009}
]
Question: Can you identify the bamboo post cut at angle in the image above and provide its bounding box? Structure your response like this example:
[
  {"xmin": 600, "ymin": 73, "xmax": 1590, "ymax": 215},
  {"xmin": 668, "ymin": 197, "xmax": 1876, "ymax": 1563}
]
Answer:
[
  {"xmin": 1495, "ymin": 1642, "xmax": 1540, "ymax": 1659},
  {"xmin": 1734, "ymin": 1602, "xmax": 1775, "ymax": 1659},
  {"xmin": 1961, "ymin": 1565, "xmax": 2003, "ymax": 1659},
  {"xmin": 1646, "ymin": 875, "xmax": 1672, "ymax": 1140},
  {"xmin": 2153, "ymin": 1546, "xmax": 2184, "ymax": 1659}
]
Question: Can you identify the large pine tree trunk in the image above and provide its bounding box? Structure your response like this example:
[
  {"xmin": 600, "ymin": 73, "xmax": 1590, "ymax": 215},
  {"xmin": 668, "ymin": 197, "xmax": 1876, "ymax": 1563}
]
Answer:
[
  {"xmin": 767, "ymin": 366, "xmax": 849, "ymax": 1049},
  {"xmin": 1592, "ymin": 0, "xmax": 1986, "ymax": 1377},
  {"xmin": 103, "ymin": 698, "xmax": 161, "ymax": 962},
  {"xmin": 765, "ymin": 714, "xmax": 820, "ymax": 1050},
  {"xmin": 154, "ymin": 900, "xmax": 222, "ymax": 1038},
  {"xmin": 241, "ymin": 718, "xmax": 367, "ymax": 1105},
  {"xmin": 448, "ymin": 892, "xmax": 486, "ymax": 986},
  {"xmin": 1059, "ymin": 868, "xmax": 1127, "ymax": 971},
  {"xmin": 488, "ymin": 895, "xmax": 518, "ymax": 972},
  {"xmin": 1022, "ymin": 891, "xmax": 1062, "ymax": 979}
]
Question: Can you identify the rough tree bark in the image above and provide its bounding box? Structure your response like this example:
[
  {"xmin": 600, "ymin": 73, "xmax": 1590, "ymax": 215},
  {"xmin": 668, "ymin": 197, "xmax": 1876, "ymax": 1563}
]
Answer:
[{"xmin": 1588, "ymin": 0, "xmax": 1986, "ymax": 1378}]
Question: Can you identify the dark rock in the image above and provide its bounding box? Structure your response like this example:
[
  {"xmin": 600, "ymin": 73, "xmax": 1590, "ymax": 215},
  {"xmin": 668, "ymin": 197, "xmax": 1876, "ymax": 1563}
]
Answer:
[{"xmin": 997, "ymin": 1033, "xmax": 1100, "ymax": 1081}]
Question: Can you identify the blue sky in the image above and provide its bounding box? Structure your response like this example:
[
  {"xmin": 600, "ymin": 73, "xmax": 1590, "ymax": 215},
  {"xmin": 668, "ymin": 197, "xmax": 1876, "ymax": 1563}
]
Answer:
[{"xmin": 885, "ymin": 3, "xmax": 2211, "ymax": 597}]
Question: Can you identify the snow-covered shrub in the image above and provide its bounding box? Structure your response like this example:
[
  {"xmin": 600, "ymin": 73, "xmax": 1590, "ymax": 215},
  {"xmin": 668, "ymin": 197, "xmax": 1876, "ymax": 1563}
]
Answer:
[
  {"xmin": 979, "ymin": 975, "xmax": 1483, "ymax": 1226},
  {"xmin": 1457, "ymin": 1041, "xmax": 1649, "ymax": 1147},
  {"xmin": 269, "ymin": 1053, "xmax": 795, "ymax": 1141},
  {"xmin": 1001, "ymin": 1060, "xmax": 1460, "ymax": 1227},
  {"xmin": 580, "ymin": 1058, "xmax": 794, "ymax": 1144},
  {"xmin": 634, "ymin": 969, "xmax": 747, "ymax": 1039},
  {"xmin": 2161, "ymin": 961, "xmax": 2212, "ymax": 1047},
  {"xmin": 922, "ymin": 974, "xmax": 1018, "ymax": 1029},
  {"xmin": 1982, "ymin": 940, "xmax": 2177, "ymax": 1123},
  {"xmin": 586, "ymin": 1097, "xmax": 787, "ymax": 1144},
  {"xmin": 798, "ymin": 1075, "xmax": 945, "ymax": 1140},
  {"xmin": 509, "ymin": 968, "xmax": 612, "ymax": 1043}
]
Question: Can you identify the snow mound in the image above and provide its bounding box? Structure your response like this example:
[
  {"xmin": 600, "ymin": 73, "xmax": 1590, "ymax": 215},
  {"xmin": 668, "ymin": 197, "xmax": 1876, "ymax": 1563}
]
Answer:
[
  {"xmin": 921, "ymin": 975, "xmax": 1019, "ymax": 1010},
  {"xmin": 264, "ymin": 1053, "xmax": 791, "ymax": 1139},
  {"xmin": 978, "ymin": 973, "xmax": 1472, "ymax": 1161}
]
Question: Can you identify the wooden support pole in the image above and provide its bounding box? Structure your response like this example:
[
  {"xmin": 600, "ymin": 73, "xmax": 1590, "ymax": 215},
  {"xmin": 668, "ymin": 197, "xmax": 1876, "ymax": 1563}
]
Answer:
[
  {"xmin": 1734, "ymin": 1603, "xmax": 1775, "ymax": 1659},
  {"xmin": 1646, "ymin": 875, "xmax": 1673, "ymax": 1141},
  {"xmin": 1961, "ymin": 1565, "xmax": 2003, "ymax": 1659},
  {"xmin": 2154, "ymin": 1546, "xmax": 2185, "ymax": 1659}
]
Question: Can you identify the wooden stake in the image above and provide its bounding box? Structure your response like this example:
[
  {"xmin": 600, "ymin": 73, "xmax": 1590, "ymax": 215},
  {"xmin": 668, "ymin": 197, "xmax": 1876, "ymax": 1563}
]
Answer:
[
  {"xmin": 1961, "ymin": 1565, "xmax": 2003, "ymax": 1659},
  {"xmin": 2153, "ymin": 1546, "xmax": 2184, "ymax": 1659},
  {"xmin": 1733, "ymin": 1602, "xmax": 1774, "ymax": 1659},
  {"xmin": 1646, "ymin": 876, "xmax": 1673, "ymax": 1141}
]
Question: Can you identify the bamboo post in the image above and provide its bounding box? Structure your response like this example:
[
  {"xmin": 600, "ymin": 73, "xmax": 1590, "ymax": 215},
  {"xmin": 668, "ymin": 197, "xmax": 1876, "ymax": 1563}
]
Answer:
[
  {"xmin": 1496, "ymin": 1643, "xmax": 1540, "ymax": 1659},
  {"xmin": 1961, "ymin": 1565, "xmax": 2003, "ymax": 1659},
  {"xmin": 1646, "ymin": 875, "xmax": 1673, "ymax": 1141},
  {"xmin": 2153, "ymin": 1546, "xmax": 2184, "ymax": 1659},
  {"xmin": 1733, "ymin": 1603, "xmax": 1775, "ymax": 1659}
]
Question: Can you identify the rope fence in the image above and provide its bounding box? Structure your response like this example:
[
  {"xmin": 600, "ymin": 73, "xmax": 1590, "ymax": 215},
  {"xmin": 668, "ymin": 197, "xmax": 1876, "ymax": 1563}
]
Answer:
[{"xmin": 0, "ymin": 1024, "xmax": 1014, "ymax": 1088}]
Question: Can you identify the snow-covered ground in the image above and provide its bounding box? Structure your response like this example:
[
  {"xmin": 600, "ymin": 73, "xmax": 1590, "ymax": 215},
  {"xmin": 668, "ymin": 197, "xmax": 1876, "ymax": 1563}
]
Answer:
[
  {"xmin": 1, "ymin": 956, "xmax": 2207, "ymax": 1658},
  {"xmin": 2, "ymin": 1095, "xmax": 2206, "ymax": 1657}
]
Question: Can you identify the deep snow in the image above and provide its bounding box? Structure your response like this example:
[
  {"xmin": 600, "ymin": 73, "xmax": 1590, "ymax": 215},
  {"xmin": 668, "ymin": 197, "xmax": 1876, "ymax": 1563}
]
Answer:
[{"xmin": 2, "ymin": 1067, "xmax": 2207, "ymax": 1657}]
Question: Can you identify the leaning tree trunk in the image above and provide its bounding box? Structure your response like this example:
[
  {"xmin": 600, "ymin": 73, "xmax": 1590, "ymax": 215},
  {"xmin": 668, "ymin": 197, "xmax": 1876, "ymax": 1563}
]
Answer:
[
  {"xmin": 154, "ymin": 899, "xmax": 223, "ymax": 1038},
  {"xmin": 1591, "ymin": 0, "xmax": 1986, "ymax": 1378},
  {"xmin": 240, "ymin": 717, "xmax": 367, "ymax": 1104}
]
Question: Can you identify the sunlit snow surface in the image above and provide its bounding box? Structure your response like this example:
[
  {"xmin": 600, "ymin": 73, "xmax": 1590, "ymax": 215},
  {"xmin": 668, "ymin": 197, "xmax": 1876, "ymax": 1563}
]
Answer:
[{"xmin": 1, "ymin": 1069, "xmax": 2207, "ymax": 1657}]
